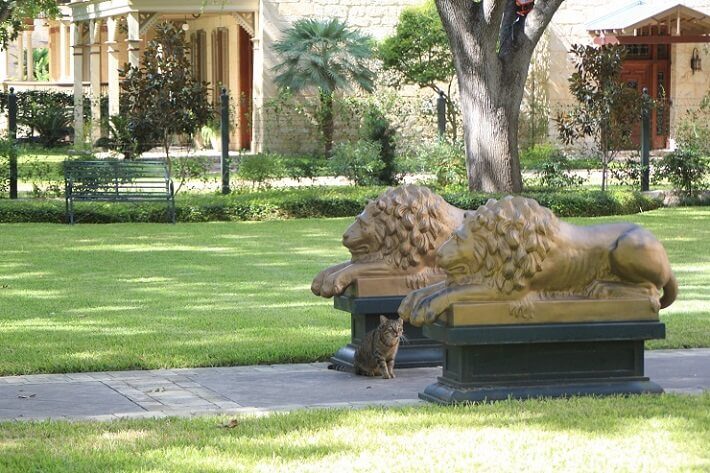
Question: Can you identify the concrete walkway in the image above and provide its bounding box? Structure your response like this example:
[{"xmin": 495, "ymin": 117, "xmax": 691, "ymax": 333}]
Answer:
[{"xmin": 1, "ymin": 349, "xmax": 709, "ymax": 422}]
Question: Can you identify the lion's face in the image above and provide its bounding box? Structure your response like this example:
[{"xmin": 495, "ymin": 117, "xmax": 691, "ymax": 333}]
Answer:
[
  {"xmin": 343, "ymin": 208, "xmax": 382, "ymax": 259},
  {"xmin": 437, "ymin": 222, "xmax": 484, "ymax": 283}
]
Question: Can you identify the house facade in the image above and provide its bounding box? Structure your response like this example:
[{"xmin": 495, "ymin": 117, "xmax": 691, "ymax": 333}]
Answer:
[
  {"xmin": 548, "ymin": 0, "xmax": 710, "ymax": 149},
  {"xmin": 0, "ymin": 0, "xmax": 422, "ymax": 152},
  {"xmin": 0, "ymin": 0, "xmax": 707, "ymax": 153}
]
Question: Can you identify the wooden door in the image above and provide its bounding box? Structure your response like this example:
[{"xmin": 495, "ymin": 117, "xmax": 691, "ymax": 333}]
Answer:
[
  {"xmin": 620, "ymin": 44, "xmax": 671, "ymax": 149},
  {"xmin": 238, "ymin": 26, "xmax": 253, "ymax": 151},
  {"xmin": 620, "ymin": 62, "xmax": 651, "ymax": 147}
]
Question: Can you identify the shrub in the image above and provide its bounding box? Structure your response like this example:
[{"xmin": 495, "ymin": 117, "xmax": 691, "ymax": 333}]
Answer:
[
  {"xmin": 655, "ymin": 149, "xmax": 708, "ymax": 197},
  {"xmin": 414, "ymin": 140, "xmax": 466, "ymax": 188},
  {"xmin": 20, "ymin": 155, "xmax": 64, "ymax": 198},
  {"xmin": 533, "ymin": 152, "xmax": 586, "ymax": 189},
  {"xmin": 328, "ymin": 140, "xmax": 384, "ymax": 186},
  {"xmin": 0, "ymin": 137, "xmax": 11, "ymax": 197},
  {"xmin": 609, "ymin": 156, "xmax": 648, "ymax": 189},
  {"xmin": 120, "ymin": 22, "xmax": 213, "ymax": 165},
  {"xmin": 0, "ymin": 187, "xmax": 665, "ymax": 223},
  {"xmin": 97, "ymin": 114, "xmax": 155, "ymax": 159},
  {"xmin": 520, "ymin": 143, "xmax": 563, "ymax": 170},
  {"xmin": 281, "ymin": 155, "xmax": 327, "ymax": 182},
  {"xmin": 361, "ymin": 101, "xmax": 398, "ymax": 185},
  {"xmin": 675, "ymin": 91, "xmax": 710, "ymax": 156},
  {"xmin": 0, "ymin": 90, "xmax": 75, "ymax": 147},
  {"xmin": 173, "ymin": 156, "xmax": 216, "ymax": 194},
  {"xmin": 237, "ymin": 153, "xmax": 286, "ymax": 189}
]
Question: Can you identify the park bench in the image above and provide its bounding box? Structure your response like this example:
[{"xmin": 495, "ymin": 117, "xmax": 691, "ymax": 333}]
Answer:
[{"xmin": 64, "ymin": 159, "xmax": 176, "ymax": 224}]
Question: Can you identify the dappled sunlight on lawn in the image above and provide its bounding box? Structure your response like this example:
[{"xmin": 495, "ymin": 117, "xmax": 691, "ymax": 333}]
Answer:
[
  {"xmin": 0, "ymin": 209, "xmax": 707, "ymax": 374},
  {"xmin": 0, "ymin": 395, "xmax": 707, "ymax": 472}
]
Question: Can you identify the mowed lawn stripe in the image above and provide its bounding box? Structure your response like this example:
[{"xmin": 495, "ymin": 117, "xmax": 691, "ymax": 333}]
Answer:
[{"xmin": 0, "ymin": 207, "xmax": 708, "ymax": 375}]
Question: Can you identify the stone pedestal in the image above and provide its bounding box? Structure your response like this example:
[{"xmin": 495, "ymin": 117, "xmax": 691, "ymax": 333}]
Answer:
[
  {"xmin": 331, "ymin": 294, "xmax": 443, "ymax": 371},
  {"xmin": 419, "ymin": 300, "xmax": 666, "ymax": 404}
]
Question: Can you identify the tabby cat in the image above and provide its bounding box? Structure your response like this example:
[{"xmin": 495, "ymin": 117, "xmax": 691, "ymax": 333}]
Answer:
[{"xmin": 353, "ymin": 316, "xmax": 404, "ymax": 379}]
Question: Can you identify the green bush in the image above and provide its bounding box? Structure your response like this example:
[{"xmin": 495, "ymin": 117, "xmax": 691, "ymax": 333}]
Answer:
[
  {"xmin": 655, "ymin": 149, "xmax": 708, "ymax": 197},
  {"xmin": 414, "ymin": 140, "xmax": 466, "ymax": 188},
  {"xmin": 443, "ymin": 189, "xmax": 662, "ymax": 217},
  {"xmin": 328, "ymin": 140, "xmax": 384, "ymax": 186},
  {"xmin": 520, "ymin": 143, "xmax": 561, "ymax": 170},
  {"xmin": 281, "ymin": 155, "xmax": 327, "ymax": 182},
  {"xmin": 675, "ymin": 91, "xmax": 710, "ymax": 156},
  {"xmin": 361, "ymin": 104, "xmax": 398, "ymax": 185},
  {"xmin": 0, "ymin": 137, "xmax": 11, "ymax": 197},
  {"xmin": 533, "ymin": 152, "xmax": 586, "ymax": 189},
  {"xmin": 20, "ymin": 155, "xmax": 64, "ymax": 198},
  {"xmin": 609, "ymin": 156, "xmax": 647, "ymax": 189},
  {"xmin": 237, "ymin": 153, "xmax": 286, "ymax": 189},
  {"xmin": 0, "ymin": 186, "xmax": 667, "ymax": 223},
  {"xmin": 173, "ymin": 156, "xmax": 216, "ymax": 194},
  {"xmin": 0, "ymin": 90, "xmax": 77, "ymax": 147}
]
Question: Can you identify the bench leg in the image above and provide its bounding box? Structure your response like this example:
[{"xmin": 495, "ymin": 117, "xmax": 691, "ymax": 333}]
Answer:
[{"xmin": 69, "ymin": 198, "xmax": 75, "ymax": 225}]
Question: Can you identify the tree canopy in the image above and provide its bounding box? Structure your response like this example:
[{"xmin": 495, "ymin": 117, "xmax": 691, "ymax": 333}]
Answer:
[
  {"xmin": 119, "ymin": 22, "xmax": 213, "ymax": 167},
  {"xmin": 379, "ymin": 0, "xmax": 458, "ymax": 139},
  {"xmin": 272, "ymin": 17, "xmax": 375, "ymax": 157},
  {"xmin": 0, "ymin": 0, "xmax": 58, "ymax": 50},
  {"xmin": 556, "ymin": 44, "xmax": 643, "ymax": 191}
]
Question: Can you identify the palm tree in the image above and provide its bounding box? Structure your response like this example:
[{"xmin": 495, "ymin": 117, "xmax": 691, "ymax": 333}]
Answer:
[{"xmin": 272, "ymin": 18, "xmax": 375, "ymax": 158}]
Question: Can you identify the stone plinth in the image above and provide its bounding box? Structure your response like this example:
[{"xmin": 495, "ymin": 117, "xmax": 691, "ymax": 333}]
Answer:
[
  {"xmin": 419, "ymin": 299, "xmax": 666, "ymax": 404},
  {"xmin": 330, "ymin": 280, "xmax": 444, "ymax": 371}
]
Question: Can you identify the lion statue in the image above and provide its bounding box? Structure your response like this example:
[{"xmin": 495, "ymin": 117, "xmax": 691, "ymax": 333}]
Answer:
[
  {"xmin": 399, "ymin": 196, "xmax": 678, "ymax": 326},
  {"xmin": 311, "ymin": 185, "xmax": 465, "ymax": 298}
]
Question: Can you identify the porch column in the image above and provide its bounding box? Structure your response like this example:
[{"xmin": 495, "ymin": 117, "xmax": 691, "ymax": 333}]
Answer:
[
  {"xmin": 59, "ymin": 21, "xmax": 69, "ymax": 81},
  {"xmin": 126, "ymin": 12, "xmax": 140, "ymax": 67},
  {"xmin": 89, "ymin": 19, "xmax": 102, "ymax": 142},
  {"xmin": 71, "ymin": 22, "xmax": 84, "ymax": 146},
  {"xmin": 17, "ymin": 31, "xmax": 24, "ymax": 80},
  {"xmin": 24, "ymin": 29, "xmax": 34, "ymax": 81},
  {"xmin": 252, "ymin": 12, "xmax": 263, "ymax": 153},
  {"xmin": 106, "ymin": 17, "xmax": 120, "ymax": 116}
]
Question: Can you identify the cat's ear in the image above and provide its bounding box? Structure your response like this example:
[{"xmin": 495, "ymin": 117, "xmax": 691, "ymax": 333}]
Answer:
[
  {"xmin": 380, "ymin": 315, "xmax": 387, "ymax": 325},
  {"xmin": 397, "ymin": 317, "xmax": 404, "ymax": 326}
]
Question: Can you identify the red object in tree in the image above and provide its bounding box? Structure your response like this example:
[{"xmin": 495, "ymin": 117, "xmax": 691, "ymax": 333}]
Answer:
[{"xmin": 516, "ymin": 0, "xmax": 534, "ymax": 16}]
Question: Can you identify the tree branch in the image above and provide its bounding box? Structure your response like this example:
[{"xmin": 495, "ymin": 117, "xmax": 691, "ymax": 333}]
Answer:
[
  {"xmin": 524, "ymin": 0, "xmax": 565, "ymax": 49},
  {"xmin": 499, "ymin": 0, "xmax": 565, "ymax": 77},
  {"xmin": 482, "ymin": 0, "xmax": 508, "ymax": 30}
]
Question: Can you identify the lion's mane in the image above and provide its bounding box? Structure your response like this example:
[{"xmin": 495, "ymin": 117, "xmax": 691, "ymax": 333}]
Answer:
[
  {"xmin": 452, "ymin": 196, "xmax": 560, "ymax": 294},
  {"xmin": 351, "ymin": 186, "xmax": 458, "ymax": 271}
]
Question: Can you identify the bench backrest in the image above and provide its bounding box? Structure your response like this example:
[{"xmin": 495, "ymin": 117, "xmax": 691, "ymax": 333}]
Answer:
[{"xmin": 65, "ymin": 160, "xmax": 172, "ymax": 201}]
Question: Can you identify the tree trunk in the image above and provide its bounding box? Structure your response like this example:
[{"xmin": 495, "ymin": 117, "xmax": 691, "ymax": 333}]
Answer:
[
  {"xmin": 457, "ymin": 73, "xmax": 524, "ymax": 192},
  {"xmin": 320, "ymin": 91, "xmax": 334, "ymax": 158},
  {"xmin": 435, "ymin": 0, "xmax": 564, "ymax": 193}
]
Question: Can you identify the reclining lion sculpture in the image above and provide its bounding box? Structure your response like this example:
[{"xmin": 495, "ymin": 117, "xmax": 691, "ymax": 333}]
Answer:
[
  {"xmin": 399, "ymin": 196, "xmax": 677, "ymax": 326},
  {"xmin": 312, "ymin": 185, "xmax": 465, "ymax": 298}
]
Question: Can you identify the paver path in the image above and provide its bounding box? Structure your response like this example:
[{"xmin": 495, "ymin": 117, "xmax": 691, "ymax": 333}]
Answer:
[{"xmin": 1, "ymin": 349, "xmax": 708, "ymax": 422}]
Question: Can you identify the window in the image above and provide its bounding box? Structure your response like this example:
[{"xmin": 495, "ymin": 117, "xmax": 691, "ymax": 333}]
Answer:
[
  {"xmin": 191, "ymin": 30, "xmax": 207, "ymax": 83},
  {"xmin": 624, "ymin": 44, "xmax": 651, "ymax": 60}
]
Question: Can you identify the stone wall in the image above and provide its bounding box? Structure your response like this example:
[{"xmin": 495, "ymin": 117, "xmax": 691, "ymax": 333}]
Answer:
[{"xmin": 256, "ymin": 0, "xmax": 425, "ymax": 154}]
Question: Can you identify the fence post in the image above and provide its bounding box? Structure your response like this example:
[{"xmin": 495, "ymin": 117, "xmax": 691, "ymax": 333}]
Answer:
[
  {"xmin": 437, "ymin": 91, "xmax": 446, "ymax": 138},
  {"xmin": 640, "ymin": 88, "xmax": 651, "ymax": 192},
  {"xmin": 8, "ymin": 87, "xmax": 18, "ymax": 199},
  {"xmin": 220, "ymin": 88, "xmax": 230, "ymax": 195}
]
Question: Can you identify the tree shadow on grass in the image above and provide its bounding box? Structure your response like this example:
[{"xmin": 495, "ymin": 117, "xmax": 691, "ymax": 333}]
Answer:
[{"xmin": 1, "ymin": 395, "xmax": 708, "ymax": 472}]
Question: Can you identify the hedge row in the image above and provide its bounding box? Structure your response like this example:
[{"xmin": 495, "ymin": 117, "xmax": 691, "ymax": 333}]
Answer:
[{"xmin": 0, "ymin": 187, "xmax": 664, "ymax": 224}]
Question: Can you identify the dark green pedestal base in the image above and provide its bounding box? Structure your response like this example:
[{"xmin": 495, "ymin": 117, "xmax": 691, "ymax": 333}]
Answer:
[
  {"xmin": 420, "ymin": 321, "xmax": 665, "ymax": 404},
  {"xmin": 330, "ymin": 295, "xmax": 443, "ymax": 371}
]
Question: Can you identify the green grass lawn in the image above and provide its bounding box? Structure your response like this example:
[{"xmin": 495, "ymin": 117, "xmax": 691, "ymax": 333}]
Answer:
[
  {"xmin": 0, "ymin": 207, "xmax": 708, "ymax": 375},
  {"xmin": 1, "ymin": 394, "xmax": 708, "ymax": 472}
]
